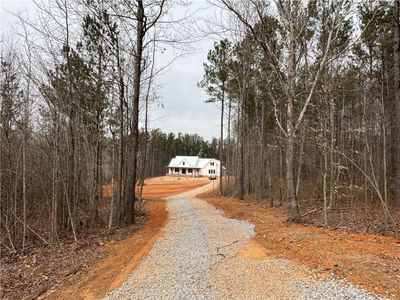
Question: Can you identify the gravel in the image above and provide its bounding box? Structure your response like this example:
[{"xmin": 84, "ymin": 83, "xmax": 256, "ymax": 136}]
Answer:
[{"xmin": 105, "ymin": 183, "xmax": 385, "ymax": 300}]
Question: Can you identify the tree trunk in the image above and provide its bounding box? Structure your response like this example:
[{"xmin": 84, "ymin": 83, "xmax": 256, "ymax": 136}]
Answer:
[
  {"xmin": 138, "ymin": 35, "xmax": 156, "ymax": 212},
  {"xmin": 127, "ymin": 0, "xmax": 145, "ymax": 224},
  {"xmin": 295, "ymin": 123, "xmax": 306, "ymax": 198},
  {"xmin": 22, "ymin": 79, "xmax": 29, "ymax": 250},
  {"xmin": 239, "ymin": 102, "xmax": 244, "ymax": 200},
  {"xmin": 227, "ymin": 96, "xmax": 232, "ymax": 190},
  {"xmin": 95, "ymin": 110, "xmax": 101, "ymax": 221},
  {"xmin": 64, "ymin": 2, "xmax": 78, "ymax": 239},
  {"xmin": 116, "ymin": 37, "xmax": 125, "ymax": 224},
  {"xmin": 393, "ymin": 0, "xmax": 400, "ymax": 206},
  {"xmin": 219, "ymin": 88, "xmax": 224, "ymax": 195},
  {"xmin": 286, "ymin": 21, "xmax": 301, "ymax": 222},
  {"xmin": 260, "ymin": 101, "xmax": 265, "ymax": 199},
  {"xmin": 51, "ymin": 118, "xmax": 59, "ymax": 242},
  {"xmin": 108, "ymin": 132, "xmax": 116, "ymax": 230}
]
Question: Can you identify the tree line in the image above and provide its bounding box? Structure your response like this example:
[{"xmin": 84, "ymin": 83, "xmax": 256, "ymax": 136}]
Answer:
[
  {"xmin": 200, "ymin": 0, "xmax": 399, "ymax": 233},
  {"xmin": 139, "ymin": 130, "xmax": 219, "ymax": 177}
]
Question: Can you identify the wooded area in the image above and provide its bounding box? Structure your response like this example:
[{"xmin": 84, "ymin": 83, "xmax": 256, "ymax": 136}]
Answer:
[
  {"xmin": 0, "ymin": 0, "xmax": 219, "ymax": 251},
  {"xmin": 1, "ymin": 0, "xmax": 399, "ymax": 254},
  {"xmin": 201, "ymin": 0, "xmax": 400, "ymax": 234}
]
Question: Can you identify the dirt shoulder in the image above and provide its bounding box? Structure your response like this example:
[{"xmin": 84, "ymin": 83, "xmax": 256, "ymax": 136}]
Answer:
[
  {"xmin": 201, "ymin": 193, "xmax": 400, "ymax": 299},
  {"xmin": 44, "ymin": 177, "xmax": 209, "ymax": 300},
  {"xmin": 0, "ymin": 176, "xmax": 209, "ymax": 300},
  {"xmin": 45, "ymin": 199, "xmax": 167, "ymax": 300}
]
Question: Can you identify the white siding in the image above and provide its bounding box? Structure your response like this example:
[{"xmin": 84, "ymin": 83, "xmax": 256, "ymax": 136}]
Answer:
[
  {"xmin": 199, "ymin": 159, "xmax": 220, "ymax": 177},
  {"xmin": 167, "ymin": 156, "xmax": 222, "ymax": 177}
]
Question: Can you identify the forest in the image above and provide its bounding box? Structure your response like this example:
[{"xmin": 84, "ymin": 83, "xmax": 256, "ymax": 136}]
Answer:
[
  {"xmin": 0, "ymin": 0, "xmax": 399, "ymax": 255},
  {"xmin": 200, "ymin": 0, "xmax": 400, "ymax": 235},
  {"xmin": 0, "ymin": 0, "xmax": 222, "ymax": 252}
]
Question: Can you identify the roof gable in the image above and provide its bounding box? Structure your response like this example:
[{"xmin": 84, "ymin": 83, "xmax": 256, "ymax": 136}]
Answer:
[
  {"xmin": 197, "ymin": 158, "xmax": 212, "ymax": 168},
  {"xmin": 168, "ymin": 156, "xmax": 199, "ymax": 168},
  {"xmin": 168, "ymin": 156, "xmax": 220, "ymax": 168}
]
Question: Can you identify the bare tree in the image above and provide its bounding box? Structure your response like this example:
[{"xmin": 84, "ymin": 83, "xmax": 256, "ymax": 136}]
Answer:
[
  {"xmin": 217, "ymin": 0, "xmax": 350, "ymax": 221},
  {"xmin": 393, "ymin": 0, "xmax": 400, "ymax": 207}
]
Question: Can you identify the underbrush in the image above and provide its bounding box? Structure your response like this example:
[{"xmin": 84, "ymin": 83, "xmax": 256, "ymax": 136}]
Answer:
[
  {"xmin": 222, "ymin": 179, "xmax": 399, "ymax": 238},
  {"xmin": 0, "ymin": 206, "xmax": 148, "ymax": 300}
]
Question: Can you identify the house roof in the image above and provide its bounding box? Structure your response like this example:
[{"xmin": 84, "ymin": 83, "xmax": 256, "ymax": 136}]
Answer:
[
  {"xmin": 197, "ymin": 158, "xmax": 212, "ymax": 168},
  {"xmin": 168, "ymin": 156, "xmax": 198, "ymax": 168},
  {"xmin": 167, "ymin": 156, "xmax": 217, "ymax": 169}
]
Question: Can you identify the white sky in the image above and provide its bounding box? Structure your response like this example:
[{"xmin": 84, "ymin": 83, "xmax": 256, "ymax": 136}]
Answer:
[{"xmin": 0, "ymin": 0, "xmax": 223, "ymax": 141}]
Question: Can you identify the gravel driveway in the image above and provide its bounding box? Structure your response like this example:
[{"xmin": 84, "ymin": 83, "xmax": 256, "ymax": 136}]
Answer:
[{"xmin": 105, "ymin": 183, "xmax": 383, "ymax": 300}]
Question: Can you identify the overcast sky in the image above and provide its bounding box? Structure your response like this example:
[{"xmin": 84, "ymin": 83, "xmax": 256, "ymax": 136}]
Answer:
[{"xmin": 0, "ymin": 0, "xmax": 223, "ymax": 141}]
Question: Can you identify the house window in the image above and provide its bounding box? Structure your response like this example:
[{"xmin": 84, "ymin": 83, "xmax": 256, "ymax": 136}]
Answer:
[
  {"xmin": 210, "ymin": 162, "xmax": 214, "ymax": 166},
  {"xmin": 188, "ymin": 168, "xmax": 192, "ymax": 173},
  {"xmin": 175, "ymin": 168, "xmax": 178, "ymax": 172},
  {"xmin": 183, "ymin": 162, "xmax": 185, "ymax": 165}
]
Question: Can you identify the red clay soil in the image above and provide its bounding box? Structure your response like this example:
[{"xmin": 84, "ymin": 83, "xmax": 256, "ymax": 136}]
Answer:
[
  {"xmin": 0, "ymin": 177, "xmax": 209, "ymax": 300},
  {"xmin": 43, "ymin": 177, "xmax": 209, "ymax": 300},
  {"xmin": 202, "ymin": 193, "xmax": 400, "ymax": 299},
  {"xmin": 138, "ymin": 176, "xmax": 210, "ymax": 199},
  {"xmin": 45, "ymin": 199, "xmax": 167, "ymax": 300}
]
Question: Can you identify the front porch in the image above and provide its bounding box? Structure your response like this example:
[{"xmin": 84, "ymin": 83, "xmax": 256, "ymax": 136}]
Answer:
[{"xmin": 167, "ymin": 167, "xmax": 200, "ymax": 177}]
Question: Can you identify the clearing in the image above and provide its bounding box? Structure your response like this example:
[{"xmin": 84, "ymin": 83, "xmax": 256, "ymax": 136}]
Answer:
[{"xmin": 105, "ymin": 182, "xmax": 396, "ymax": 299}]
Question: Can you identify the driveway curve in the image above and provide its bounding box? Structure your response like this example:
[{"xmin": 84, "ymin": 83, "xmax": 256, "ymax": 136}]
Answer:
[{"xmin": 105, "ymin": 183, "xmax": 381, "ymax": 300}]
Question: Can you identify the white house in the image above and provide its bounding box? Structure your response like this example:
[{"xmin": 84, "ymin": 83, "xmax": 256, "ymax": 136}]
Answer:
[{"xmin": 166, "ymin": 156, "xmax": 223, "ymax": 177}]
